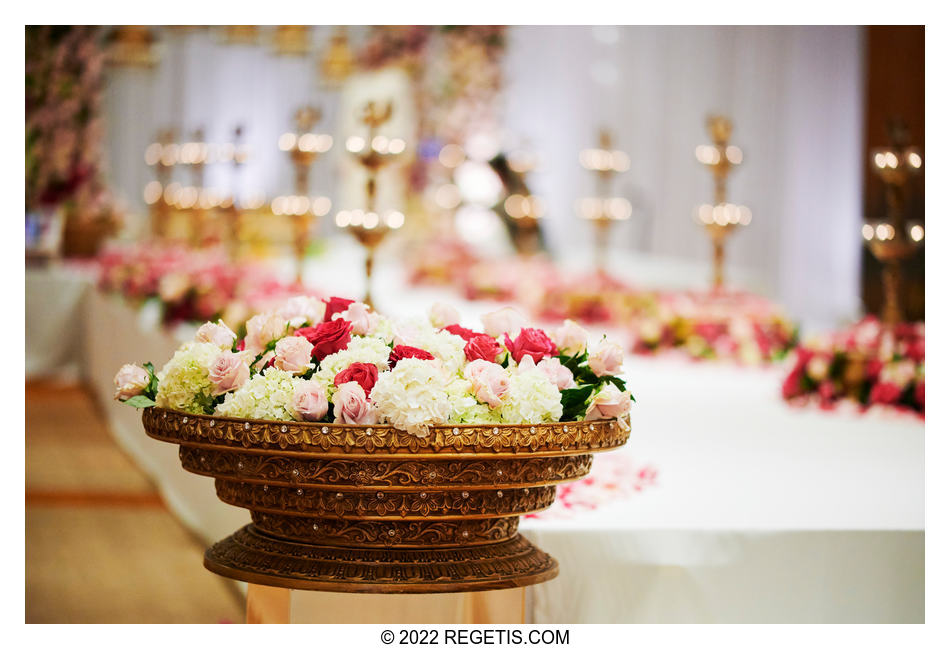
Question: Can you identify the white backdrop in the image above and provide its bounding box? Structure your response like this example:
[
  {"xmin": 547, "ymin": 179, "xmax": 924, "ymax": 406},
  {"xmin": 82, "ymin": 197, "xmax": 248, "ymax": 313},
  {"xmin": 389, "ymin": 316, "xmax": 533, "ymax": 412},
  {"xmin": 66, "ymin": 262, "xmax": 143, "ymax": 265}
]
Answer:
[{"xmin": 102, "ymin": 26, "xmax": 865, "ymax": 331}]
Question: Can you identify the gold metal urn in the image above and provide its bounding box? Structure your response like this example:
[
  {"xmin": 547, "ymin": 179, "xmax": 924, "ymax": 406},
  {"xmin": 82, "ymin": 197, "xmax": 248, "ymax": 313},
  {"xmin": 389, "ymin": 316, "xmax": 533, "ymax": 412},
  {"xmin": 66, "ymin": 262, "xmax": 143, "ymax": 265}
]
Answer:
[{"xmin": 143, "ymin": 408, "xmax": 630, "ymax": 594}]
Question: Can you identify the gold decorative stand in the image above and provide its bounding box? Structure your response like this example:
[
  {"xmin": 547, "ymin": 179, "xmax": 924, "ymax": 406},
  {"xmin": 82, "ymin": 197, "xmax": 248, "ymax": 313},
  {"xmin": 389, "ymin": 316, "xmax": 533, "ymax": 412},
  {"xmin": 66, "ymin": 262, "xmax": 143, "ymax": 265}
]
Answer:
[
  {"xmin": 577, "ymin": 129, "xmax": 632, "ymax": 271},
  {"xmin": 861, "ymin": 122, "xmax": 924, "ymax": 326},
  {"xmin": 338, "ymin": 100, "xmax": 407, "ymax": 308},
  {"xmin": 279, "ymin": 106, "xmax": 334, "ymax": 283},
  {"xmin": 694, "ymin": 115, "xmax": 751, "ymax": 289},
  {"xmin": 142, "ymin": 408, "xmax": 630, "ymax": 593}
]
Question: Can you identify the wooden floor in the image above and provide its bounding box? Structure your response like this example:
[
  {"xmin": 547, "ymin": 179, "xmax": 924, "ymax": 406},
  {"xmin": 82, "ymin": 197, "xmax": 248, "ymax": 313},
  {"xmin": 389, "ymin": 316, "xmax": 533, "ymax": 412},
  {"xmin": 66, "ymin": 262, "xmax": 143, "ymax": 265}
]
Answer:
[{"xmin": 25, "ymin": 381, "xmax": 245, "ymax": 623}]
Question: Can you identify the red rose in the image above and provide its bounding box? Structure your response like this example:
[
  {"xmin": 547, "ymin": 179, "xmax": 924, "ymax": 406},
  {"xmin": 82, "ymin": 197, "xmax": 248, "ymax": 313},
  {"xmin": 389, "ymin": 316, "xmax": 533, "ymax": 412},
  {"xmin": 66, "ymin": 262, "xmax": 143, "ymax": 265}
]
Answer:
[
  {"xmin": 444, "ymin": 324, "xmax": 478, "ymax": 341},
  {"xmin": 296, "ymin": 319, "xmax": 352, "ymax": 361},
  {"xmin": 334, "ymin": 362, "xmax": 379, "ymax": 397},
  {"xmin": 915, "ymin": 380, "xmax": 925, "ymax": 409},
  {"xmin": 866, "ymin": 359, "xmax": 883, "ymax": 380},
  {"xmin": 504, "ymin": 328, "xmax": 558, "ymax": 364},
  {"xmin": 817, "ymin": 380, "xmax": 837, "ymax": 406},
  {"xmin": 323, "ymin": 296, "xmax": 355, "ymax": 322},
  {"xmin": 465, "ymin": 334, "xmax": 503, "ymax": 363},
  {"xmin": 869, "ymin": 381, "xmax": 901, "ymax": 405},
  {"xmin": 389, "ymin": 345, "xmax": 435, "ymax": 367},
  {"xmin": 781, "ymin": 369, "xmax": 804, "ymax": 400},
  {"xmin": 235, "ymin": 339, "xmax": 246, "ymax": 351}
]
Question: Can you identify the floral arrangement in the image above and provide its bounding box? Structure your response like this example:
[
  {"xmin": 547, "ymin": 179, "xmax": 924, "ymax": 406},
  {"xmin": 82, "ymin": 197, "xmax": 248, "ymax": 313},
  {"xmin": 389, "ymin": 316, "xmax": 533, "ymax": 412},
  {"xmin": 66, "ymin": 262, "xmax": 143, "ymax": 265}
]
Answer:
[
  {"xmin": 97, "ymin": 242, "xmax": 319, "ymax": 328},
  {"xmin": 26, "ymin": 26, "xmax": 120, "ymax": 252},
  {"xmin": 781, "ymin": 316, "xmax": 924, "ymax": 416},
  {"xmin": 113, "ymin": 298, "xmax": 635, "ymax": 434},
  {"xmin": 630, "ymin": 290, "xmax": 798, "ymax": 365}
]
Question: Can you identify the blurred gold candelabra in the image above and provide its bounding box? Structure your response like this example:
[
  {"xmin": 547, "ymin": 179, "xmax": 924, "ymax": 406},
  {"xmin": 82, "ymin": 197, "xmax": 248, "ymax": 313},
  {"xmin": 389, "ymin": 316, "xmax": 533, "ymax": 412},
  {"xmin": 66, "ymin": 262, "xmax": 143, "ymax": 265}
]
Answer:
[
  {"xmin": 336, "ymin": 100, "xmax": 407, "ymax": 307},
  {"xmin": 860, "ymin": 122, "xmax": 924, "ymax": 326},
  {"xmin": 694, "ymin": 116, "xmax": 751, "ymax": 289},
  {"xmin": 576, "ymin": 129, "xmax": 632, "ymax": 270},
  {"xmin": 278, "ymin": 105, "xmax": 334, "ymax": 282}
]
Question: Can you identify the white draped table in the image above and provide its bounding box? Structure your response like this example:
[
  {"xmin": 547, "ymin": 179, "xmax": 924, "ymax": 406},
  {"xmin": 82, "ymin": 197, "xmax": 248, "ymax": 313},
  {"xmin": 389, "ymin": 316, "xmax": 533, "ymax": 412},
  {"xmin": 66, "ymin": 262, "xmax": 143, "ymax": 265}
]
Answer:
[{"xmin": 25, "ymin": 253, "xmax": 924, "ymax": 623}]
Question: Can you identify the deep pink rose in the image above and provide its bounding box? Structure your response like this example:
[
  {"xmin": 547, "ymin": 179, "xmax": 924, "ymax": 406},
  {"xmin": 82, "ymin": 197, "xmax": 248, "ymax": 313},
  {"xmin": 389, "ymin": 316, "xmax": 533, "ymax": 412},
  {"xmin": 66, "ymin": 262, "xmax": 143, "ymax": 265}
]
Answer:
[
  {"xmin": 389, "ymin": 345, "xmax": 435, "ymax": 367},
  {"xmin": 869, "ymin": 381, "xmax": 901, "ymax": 406},
  {"xmin": 444, "ymin": 324, "xmax": 478, "ymax": 341},
  {"xmin": 208, "ymin": 352, "xmax": 250, "ymax": 396},
  {"xmin": 322, "ymin": 296, "xmax": 355, "ymax": 322},
  {"xmin": 915, "ymin": 381, "xmax": 925, "ymax": 409},
  {"xmin": 464, "ymin": 334, "xmax": 503, "ymax": 363},
  {"xmin": 296, "ymin": 319, "xmax": 352, "ymax": 361},
  {"xmin": 504, "ymin": 328, "xmax": 558, "ymax": 364},
  {"xmin": 332, "ymin": 381, "xmax": 378, "ymax": 425},
  {"xmin": 334, "ymin": 362, "xmax": 379, "ymax": 397}
]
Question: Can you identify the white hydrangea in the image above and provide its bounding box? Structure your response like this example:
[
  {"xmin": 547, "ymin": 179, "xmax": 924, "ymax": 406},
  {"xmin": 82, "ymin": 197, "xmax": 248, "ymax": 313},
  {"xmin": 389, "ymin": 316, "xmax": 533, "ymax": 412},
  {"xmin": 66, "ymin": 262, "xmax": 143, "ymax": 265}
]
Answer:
[
  {"xmin": 446, "ymin": 377, "xmax": 503, "ymax": 425},
  {"xmin": 155, "ymin": 341, "xmax": 222, "ymax": 414},
  {"xmin": 411, "ymin": 329, "xmax": 468, "ymax": 375},
  {"xmin": 313, "ymin": 336, "xmax": 392, "ymax": 393},
  {"xmin": 215, "ymin": 367, "xmax": 300, "ymax": 421},
  {"xmin": 366, "ymin": 315, "xmax": 396, "ymax": 344},
  {"xmin": 498, "ymin": 365, "xmax": 564, "ymax": 424},
  {"xmin": 370, "ymin": 359, "xmax": 452, "ymax": 436}
]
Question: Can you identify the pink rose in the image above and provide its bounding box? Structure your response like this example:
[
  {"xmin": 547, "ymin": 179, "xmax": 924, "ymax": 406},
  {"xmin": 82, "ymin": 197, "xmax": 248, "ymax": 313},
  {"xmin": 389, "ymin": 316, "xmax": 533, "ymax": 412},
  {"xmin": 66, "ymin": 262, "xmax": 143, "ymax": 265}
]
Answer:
[
  {"xmin": 537, "ymin": 357, "xmax": 576, "ymax": 390},
  {"xmin": 274, "ymin": 336, "xmax": 314, "ymax": 375},
  {"xmin": 429, "ymin": 302, "xmax": 461, "ymax": 329},
  {"xmin": 291, "ymin": 381, "xmax": 329, "ymax": 422},
  {"xmin": 333, "ymin": 301, "xmax": 379, "ymax": 336},
  {"xmin": 245, "ymin": 312, "xmax": 288, "ymax": 355},
  {"xmin": 588, "ymin": 339, "xmax": 624, "ymax": 377},
  {"xmin": 278, "ymin": 296, "xmax": 324, "ymax": 328},
  {"xmin": 332, "ymin": 381, "xmax": 378, "ymax": 425},
  {"xmin": 481, "ymin": 307, "xmax": 527, "ymax": 339},
  {"xmin": 585, "ymin": 384, "xmax": 632, "ymax": 420},
  {"xmin": 463, "ymin": 359, "xmax": 510, "ymax": 408},
  {"xmin": 504, "ymin": 328, "xmax": 558, "ymax": 364},
  {"xmin": 195, "ymin": 320, "xmax": 237, "ymax": 349},
  {"xmin": 553, "ymin": 319, "xmax": 589, "ymax": 356},
  {"xmin": 208, "ymin": 352, "xmax": 250, "ymax": 396},
  {"xmin": 113, "ymin": 363, "xmax": 150, "ymax": 401}
]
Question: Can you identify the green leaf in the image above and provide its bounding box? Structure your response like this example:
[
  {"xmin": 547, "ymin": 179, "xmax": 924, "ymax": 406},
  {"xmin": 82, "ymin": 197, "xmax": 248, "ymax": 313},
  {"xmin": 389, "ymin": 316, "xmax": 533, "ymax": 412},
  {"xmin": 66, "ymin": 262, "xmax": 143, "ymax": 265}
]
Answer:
[
  {"xmin": 123, "ymin": 395, "xmax": 156, "ymax": 409},
  {"xmin": 559, "ymin": 384, "xmax": 595, "ymax": 422}
]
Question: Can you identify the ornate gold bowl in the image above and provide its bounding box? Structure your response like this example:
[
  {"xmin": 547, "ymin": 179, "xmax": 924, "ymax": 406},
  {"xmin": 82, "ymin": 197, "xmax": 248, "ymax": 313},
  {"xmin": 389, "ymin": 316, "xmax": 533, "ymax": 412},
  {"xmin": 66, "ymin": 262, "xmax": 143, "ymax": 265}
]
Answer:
[{"xmin": 143, "ymin": 408, "xmax": 630, "ymax": 593}]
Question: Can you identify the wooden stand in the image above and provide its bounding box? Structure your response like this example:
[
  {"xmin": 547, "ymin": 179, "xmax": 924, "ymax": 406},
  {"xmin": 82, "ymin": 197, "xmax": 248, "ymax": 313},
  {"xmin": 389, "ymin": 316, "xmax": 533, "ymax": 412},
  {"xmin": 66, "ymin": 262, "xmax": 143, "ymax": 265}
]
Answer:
[{"xmin": 247, "ymin": 584, "xmax": 526, "ymax": 624}]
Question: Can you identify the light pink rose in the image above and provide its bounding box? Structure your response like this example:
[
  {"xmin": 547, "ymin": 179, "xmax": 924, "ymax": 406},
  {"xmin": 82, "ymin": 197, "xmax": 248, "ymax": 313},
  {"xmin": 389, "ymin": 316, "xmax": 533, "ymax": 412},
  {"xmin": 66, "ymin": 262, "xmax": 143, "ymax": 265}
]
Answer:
[
  {"xmin": 274, "ymin": 336, "xmax": 314, "ymax": 375},
  {"xmin": 291, "ymin": 381, "xmax": 329, "ymax": 422},
  {"xmin": 537, "ymin": 357, "xmax": 576, "ymax": 390},
  {"xmin": 278, "ymin": 296, "xmax": 324, "ymax": 328},
  {"xmin": 585, "ymin": 384, "xmax": 632, "ymax": 420},
  {"xmin": 481, "ymin": 307, "xmax": 527, "ymax": 339},
  {"xmin": 463, "ymin": 359, "xmax": 510, "ymax": 408},
  {"xmin": 332, "ymin": 381, "xmax": 379, "ymax": 425},
  {"xmin": 208, "ymin": 352, "xmax": 250, "ymax": 396},
  {"xmin": 195, "ymin": 320, "xmax": 237, "ymax": 349},
  {"xmin": 113, "ymin": 364, "xmax": 150, "ymax": 401},
  {"xmin": 428, "ymin": 302, "xmax": 461, "ymax": 329},
  {"xmin": 553, "ymin": 319, "xmax": 589, "ymax": 356},
  {"xmin": 245, "ymin": 312, "xmax": 288, "ymax": 355},
  {"xmin": 333, "ymin": 302, "xmax": 379, "ymax": 336},
  {"xmin": 588, "ymin": 339, "xmax": 624, "ymax": 377},
  {"xmin": 880, "ymin": 360, "xmax": 916, "ymax": 390},
  {"xmin": 806, "ymin": 355, "xmax": 830, "ymax": 381}
]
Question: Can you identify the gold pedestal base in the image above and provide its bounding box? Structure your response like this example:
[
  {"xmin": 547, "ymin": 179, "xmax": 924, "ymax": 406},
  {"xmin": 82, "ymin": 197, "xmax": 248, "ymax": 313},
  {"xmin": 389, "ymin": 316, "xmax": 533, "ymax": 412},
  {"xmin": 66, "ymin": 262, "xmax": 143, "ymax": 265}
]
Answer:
[{"xmin": 205, "ymin": 524, "xmax": 558, "ymax": 594}]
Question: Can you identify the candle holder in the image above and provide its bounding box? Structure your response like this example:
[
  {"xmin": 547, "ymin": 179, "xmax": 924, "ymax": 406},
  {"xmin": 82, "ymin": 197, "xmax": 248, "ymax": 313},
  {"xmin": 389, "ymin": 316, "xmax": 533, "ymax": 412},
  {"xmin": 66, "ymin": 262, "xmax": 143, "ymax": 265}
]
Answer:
[
  {"xmin": 694, "ymin": 115, "xmax": 750, "ymax": 289},
  {"xmin": 860, "ymin": 120, "xmax": 924, "ymax": 326},
  {"xmin": 279, "ymin": 106, "xmax": 334, "ymax": 283},
  {"xmin": 576, "ymin": 129, "xmax": 631, "ymax": 272},
  {"xmin": 337, "ymin": 100, "xmax": 407, "ymax": 308}
]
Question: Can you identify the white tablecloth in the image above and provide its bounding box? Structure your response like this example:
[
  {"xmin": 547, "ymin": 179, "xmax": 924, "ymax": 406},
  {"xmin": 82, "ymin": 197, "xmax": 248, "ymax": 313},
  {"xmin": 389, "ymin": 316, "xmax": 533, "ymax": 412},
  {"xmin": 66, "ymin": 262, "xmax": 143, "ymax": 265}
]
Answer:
[
  {"xmin": 26, "ymin": 265, "xmax": 96, "ymax": 380},
  {"xmin": 26, "ymin": 253, "xmax": 924, "ymax": 623}
]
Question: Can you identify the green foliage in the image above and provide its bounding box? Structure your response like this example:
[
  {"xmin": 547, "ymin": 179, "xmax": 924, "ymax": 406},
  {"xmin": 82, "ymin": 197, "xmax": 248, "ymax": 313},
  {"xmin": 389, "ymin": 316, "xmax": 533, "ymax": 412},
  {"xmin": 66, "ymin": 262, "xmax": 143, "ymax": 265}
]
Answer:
[
  {"xmin": 123, "ymin": 395, "xmax": 155, "ymax": 409},
  {"xmin": 559, "ymin": 384, "xmax": 595, "ymax": 422}
]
